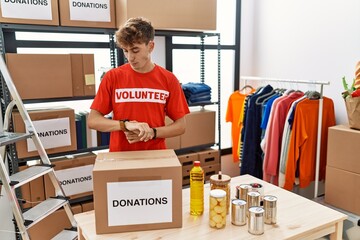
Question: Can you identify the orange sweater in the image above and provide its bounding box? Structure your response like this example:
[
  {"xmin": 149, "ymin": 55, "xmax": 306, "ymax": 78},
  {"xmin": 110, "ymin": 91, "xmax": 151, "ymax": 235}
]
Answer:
[{"xmin": 283, "ymin": 97, "xmax": 335, "ymax": 190}]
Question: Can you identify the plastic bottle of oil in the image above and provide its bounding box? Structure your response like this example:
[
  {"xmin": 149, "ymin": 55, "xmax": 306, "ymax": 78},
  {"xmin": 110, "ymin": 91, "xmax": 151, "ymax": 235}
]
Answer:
[{"xmin": 190, "ymin": 160, "xmax": 204, "ymax": 216}]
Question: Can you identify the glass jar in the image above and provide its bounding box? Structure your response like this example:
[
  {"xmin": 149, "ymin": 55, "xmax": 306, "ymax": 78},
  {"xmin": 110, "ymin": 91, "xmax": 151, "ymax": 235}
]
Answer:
[
  {"xmin": 210, "ymin": 171, "xmax": 231, "ymax": 214},
  {"xmin": 209, "ymin": 189, "xmax": 227, "ymax": 229}
]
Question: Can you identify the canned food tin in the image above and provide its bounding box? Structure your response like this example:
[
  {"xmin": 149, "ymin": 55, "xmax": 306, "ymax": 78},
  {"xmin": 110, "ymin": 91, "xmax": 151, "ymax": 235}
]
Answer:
[
  {"xmin": 209, "ymin": 189, "xmax": 227, "ymax": 229},
  {"xmin": 263, "ymin": 195, "xmax": 277, "ymax": 224},
  {"xmin": 249, "ymin": 183, "xmax": 264, "ymax": 198},
  {"xmin": 231, "ymin": 199, "xmax": 247, "ymax": 226},
  {"xmin": 247, "ymin": 191, "xmax": 260, "ymax": 209},
  {"xmin": 248, "ymin": 206, "xmax": 265, "ymax": 235},
  {"xmin": 238, "ymin": 184, "xmax": 252, "ymax": 201}
]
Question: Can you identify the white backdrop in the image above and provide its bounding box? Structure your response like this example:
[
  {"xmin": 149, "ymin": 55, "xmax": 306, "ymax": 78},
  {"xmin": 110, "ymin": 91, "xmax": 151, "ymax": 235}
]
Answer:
[{"xmin": 240, "ymin": 0, "xmax": 360, "ymax": 125}]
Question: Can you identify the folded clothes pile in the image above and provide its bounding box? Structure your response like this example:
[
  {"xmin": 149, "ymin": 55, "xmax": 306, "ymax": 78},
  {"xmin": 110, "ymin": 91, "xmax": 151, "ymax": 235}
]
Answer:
[{"xmin": 182, "ymin": 82, "xmax": 212, "ymax": 104}]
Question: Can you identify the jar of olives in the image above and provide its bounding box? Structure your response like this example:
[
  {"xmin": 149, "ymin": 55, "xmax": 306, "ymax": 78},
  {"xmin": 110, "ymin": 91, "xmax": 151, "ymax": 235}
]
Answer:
[
  {"xmin": 209, "ymin": 189, "xmax": 227, "ymax": 229},
  {"xmin": 210, "ymin": 171, "xmax": 231, "ymax": 214}
]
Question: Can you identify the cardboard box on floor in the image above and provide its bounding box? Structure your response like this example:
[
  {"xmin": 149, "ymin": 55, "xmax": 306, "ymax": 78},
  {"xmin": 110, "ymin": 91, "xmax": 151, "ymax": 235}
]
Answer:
[
  {"xmin": 28, "ymin": 204, "xmax": 81, "ymax": 240},
  {"xmin": 325, "ymin": 125, "xmax": 360, "ymax": 215},
  {"xmin": 44, "ymin": 153, "xmax": 96, "ymax": 200},
  {"xmin": 327, "ymin": 125, "xmax": 360, "ymax": 173},
  {"xmin": 325, "ymin": 166, "xmax": 360, "ymax": 215},
  {"xmin": 12, "ymin": 107, "xmax": 77, "ymax": 159},
  {"xmin": 0, "ymin": 0, "xmax": 59, "ymax": 25},
  {"xmin": 93, "ymin": 149, "xmax": 182, "ymax": 234},
  {"xmin": 115, "ymin": 0, "xmax": 217, "ymax": 31},
  {"xmin": 59, "ymin": 0, "xmax": 116, "ymax": 28}
]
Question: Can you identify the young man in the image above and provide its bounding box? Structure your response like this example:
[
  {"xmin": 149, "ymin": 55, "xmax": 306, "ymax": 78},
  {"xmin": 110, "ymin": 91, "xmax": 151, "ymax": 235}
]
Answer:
[{"xmin": 88, "ymin": 17, "xmax": 190, "ymax": 152}]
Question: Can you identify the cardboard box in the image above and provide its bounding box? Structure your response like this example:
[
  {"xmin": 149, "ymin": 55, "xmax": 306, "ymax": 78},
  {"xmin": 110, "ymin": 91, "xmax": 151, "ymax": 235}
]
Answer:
[
  {"xmin": 93, "ymin": 149, "xmax": 182, "ymax": 234},
  {"xmin": 327, "ymin": 125, "xmax": 360, "ymax": 174},
  {"xmin": 182, "ymin": 162, "xmax": 220, "ymax": 186},
  {"xmin": 59, "ymin": 0, "xmax": 116, "ymax": 28},
  {"xmin": 12, "ymin": 108, "xmax": 77, "ymax": 159},
  {"xmin": 325, "ymin": 166, "xmax": 360, "ymax": 215},
  {"xmin": 28, "ymin": 204, "xmax": 81, "ymax": 240},
  {"xmin": 180, "ymin": 110, "xmax": 216, "ymax": 148},
  {"xmin": 165, "ymin": 116, "xmax": 180, "ymax": 150},
  {"xmin": 6, "ymin": 53, "xmax": 73, "ymax": 100},
  {"xmin": 198, "ymin": 149, "xmax": 220, "ymax": 166},
  {"xmin": 0, "ymin": 0, "xmax": 59, "ymax": 25},
  {"xmin": 71, "ymin": 54, "xmax": 96, "ymax": 97},
  {"xmin": 29, "ymin": 174, "xmax": 45, "ymax": 207},
  {"xmin": 44, "ymin": 153, "xmax": 96, "ymax": 200},
  {"xmin": 203, "ymin": 163, "xmax": 221, "ymax": 182},
  {"xmin": 178, "ymin": 152, "xmax": 198, "ymax": 176},
  {"xmin": 81, "ymin": 201, "xmax": 94, "ymax": 212},
  {"xmin": 18, "ymin": 165, "xmax": 32, "ymax": 209},
  {"xmin": 115, "ymin": 0, "xmax": 217, "ymax": 31}
]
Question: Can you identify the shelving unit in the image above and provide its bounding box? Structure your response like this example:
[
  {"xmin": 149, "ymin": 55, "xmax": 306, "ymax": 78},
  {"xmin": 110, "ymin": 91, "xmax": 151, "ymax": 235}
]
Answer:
[
  {"xmin": 157, "ymin": 31, "xmax": 222, "ymax": 152},
  {"xmin": 0, "ymin": 23, "xmax": 117, "ymax": 175},
  {"xmin": 0, "ymin": 23, "xmax": 221, "ymax": 195}
]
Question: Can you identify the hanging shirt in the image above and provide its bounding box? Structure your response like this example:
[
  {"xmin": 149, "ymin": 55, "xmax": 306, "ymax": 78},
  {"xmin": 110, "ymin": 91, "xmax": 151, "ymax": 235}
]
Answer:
[
  {"xmin": 226, "ymin": 91, "xmax": 251, "ymax": 162},
  {"xmin": 278, "ymin": 95, "xmax": 307, "ymax": 187},
  {"xmin": 283, "ymin": 97, "xmax": 335, "ymax": 190},
  {"xmin": 241, "ymin": 85, "xmax": 273, "ymax": 179},
  {"xmin": 262, "ymin": 91, "xmax": 304, "ymax": 184}
]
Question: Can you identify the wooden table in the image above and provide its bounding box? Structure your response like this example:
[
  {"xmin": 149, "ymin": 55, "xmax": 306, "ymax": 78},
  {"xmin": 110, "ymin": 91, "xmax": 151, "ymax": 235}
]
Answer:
[{"xmin": 74, "ymin": 174, "xmax": 347, "ymax": 239}]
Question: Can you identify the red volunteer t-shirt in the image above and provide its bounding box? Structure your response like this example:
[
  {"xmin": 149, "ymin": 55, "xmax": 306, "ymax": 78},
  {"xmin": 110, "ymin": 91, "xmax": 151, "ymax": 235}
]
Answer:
[{"xmin": 90, "ymin": 64, "xmax": 189, "ymax": 152}]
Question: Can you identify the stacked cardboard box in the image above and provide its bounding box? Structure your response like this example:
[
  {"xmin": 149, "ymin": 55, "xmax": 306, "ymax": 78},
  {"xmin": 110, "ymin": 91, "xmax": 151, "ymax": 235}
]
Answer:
[
  {"xmin": 58, "ymin": 0, "xmax": 116, "ymax": 28},
  {"xmin": 0, "ymin": 0, "xmax": 59, "ymax": 25},
  {"xmin": 178, "ymin": 149, "xmax": 220, "ymax": 185},
  {"xmin": 6, "ymin": 53, "xmax": 95, "ymax": 100},
  {"xmin": 44, "ymin": 153, "xmax": 96, "ymax": 200},
  {"xmin": 18, "ymin": 164, "xmax": 45, "ymax": 209},
  {"xmin": 115, "ymin": 0, "xmax": 217, "ymax": 31},
  {"xmin": 325, "ymin": 125, "xmax": 360, "ymax": 215},
  {"xmin": 1, "ymin": 0, "xmax": 217, "ymax": 31},
  {"xmin": 12, "ymin": 107, "xmax": 77, "ymax": 159}
]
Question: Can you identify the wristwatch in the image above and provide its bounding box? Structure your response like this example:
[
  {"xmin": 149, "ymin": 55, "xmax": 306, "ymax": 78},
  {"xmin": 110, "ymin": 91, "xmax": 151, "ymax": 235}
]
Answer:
[{"xmin": 119, "ymin": 119, "xmax": 129, "ymax": 131}]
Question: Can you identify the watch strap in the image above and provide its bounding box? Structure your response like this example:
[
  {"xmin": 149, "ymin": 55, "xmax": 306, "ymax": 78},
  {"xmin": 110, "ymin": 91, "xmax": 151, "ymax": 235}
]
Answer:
[{"xmin": 119, "ymin": 119, "xmax": 129, "ymax": 131}]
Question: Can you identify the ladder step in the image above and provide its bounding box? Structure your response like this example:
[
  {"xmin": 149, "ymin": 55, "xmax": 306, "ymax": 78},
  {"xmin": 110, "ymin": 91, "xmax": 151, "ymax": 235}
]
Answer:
[
  {"xmin": 0, "ymin": 131, "xmax": 33, "ymax": 146},
  {"xmin": 23, "ymin": 197, "xmax": 68, "ymax": 228},
  {"xmin": 51, "ymin": 229, "xmax": 78, "ymax": 240},
  {"xmin": 6, "ymin": 165, "xmax": 53, "ymax": 188}
]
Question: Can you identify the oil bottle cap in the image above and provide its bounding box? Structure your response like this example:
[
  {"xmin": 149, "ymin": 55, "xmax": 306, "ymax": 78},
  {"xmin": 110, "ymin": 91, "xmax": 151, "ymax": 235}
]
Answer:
[{"xmin": 194, "ymin": 161, "xmax": 201, "ymax": 166}]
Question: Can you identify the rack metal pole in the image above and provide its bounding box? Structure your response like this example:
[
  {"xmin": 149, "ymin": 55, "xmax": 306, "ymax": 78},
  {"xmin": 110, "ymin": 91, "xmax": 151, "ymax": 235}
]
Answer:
[{"xmin": 240, "ymin": 76, "xmax": 330, "ymax": 198}]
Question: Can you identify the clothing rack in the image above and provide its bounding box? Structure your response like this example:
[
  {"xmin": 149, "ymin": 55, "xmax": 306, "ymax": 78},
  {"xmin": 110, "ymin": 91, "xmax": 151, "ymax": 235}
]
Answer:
[{"xmin": 240, "ymin": 76, "xmax": 330, "ymax": 198}]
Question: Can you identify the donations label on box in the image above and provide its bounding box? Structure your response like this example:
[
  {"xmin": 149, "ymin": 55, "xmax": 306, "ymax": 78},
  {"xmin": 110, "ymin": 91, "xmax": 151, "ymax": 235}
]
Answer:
[
  {"xmin": 69, "ymin": 0, "xmax": 111, "ymax": 22},
  {"xmin": 107, "ymin": 179, "xmax": 173, "ymax": 226},
  {"xmin": 1, "ymin": 0, "xmax": 53, "ymax": 20},
  {"xmin": 26, "ymin": 117, "xmax": 71, "ymax": 151},
  {"xmin": 55, "ymin": 164, "xmax": 94, "ymax": 196}
]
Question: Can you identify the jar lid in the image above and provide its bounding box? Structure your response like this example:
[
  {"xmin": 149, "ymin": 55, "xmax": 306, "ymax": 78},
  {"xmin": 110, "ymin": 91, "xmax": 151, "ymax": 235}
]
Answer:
[
  {"xmin": 210, "ymin": 189, "xmax": 226, "ymax": 198},
  {"xmin": 210, "ymin": 172, "xmax": 231, "ymax": 184}
]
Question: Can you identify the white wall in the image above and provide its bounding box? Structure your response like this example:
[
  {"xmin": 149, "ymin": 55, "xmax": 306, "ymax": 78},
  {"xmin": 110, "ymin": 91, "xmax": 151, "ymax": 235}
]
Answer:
[{"xmin": 241, "ymin": 0, "xmax": 360, "ymax": 124}]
